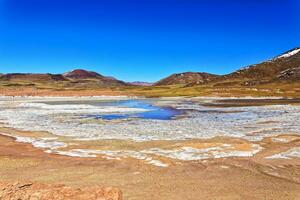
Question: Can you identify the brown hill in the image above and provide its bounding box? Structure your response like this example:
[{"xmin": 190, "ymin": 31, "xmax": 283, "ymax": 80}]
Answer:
[
  {"xmin": 154, "ymin": 72, "xmax": 219, "ymax": 86},
  {"xmin": 0, "ymin": 69, "xmax": 128, "ymax": 88},
  {"xmin": 63, "ymin": 69, "xmax": 127, "ymax": 87},
  {"xmin": 214, "ymin": 48, "xmax": 300, "ymax": 86},
  {"xmin": 153, "ymin": 48, "xmax": 300, "ymax": 87},
  {"xmin": 276, "ymin": 66, "xmax": 300, "ymax": 81},
  {"xmin": 63, "ymin": 69, "xmax": 104, "ymax": 79},
  {"xmin": 0, "ymin": 73, "xmax": 67, "ymax": 82}
]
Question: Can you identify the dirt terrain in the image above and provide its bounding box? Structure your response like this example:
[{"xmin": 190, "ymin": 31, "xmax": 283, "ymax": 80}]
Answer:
[
  {"xmin": 0, "ymin": 97, "xmax": 300, "ymax": 199},
  {"xmin": 0, "ymin": 128, "xmax": 299, "ymax": 200}
]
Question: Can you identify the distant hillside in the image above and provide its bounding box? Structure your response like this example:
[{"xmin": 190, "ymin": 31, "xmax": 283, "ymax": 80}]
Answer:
[
  {"xmin": 154, "ymin": 72, "xmax": 219, "ymax": 86},
  {"xmin": 0, "ymin": 69, "xmax": 127, "ymax": 88},
  {"xmin": 0, "ymin": 73, "xmax": 67, "ymax": 82},
  {"xmin": 153, "ymin": 48, "xmax": 300, "ymax": 87},
  {"xmin": 214, "ymin": 48, "xmax": 300, "ymax": 86},
  {"xmin": 63, "ymin": 69, "xmax": 127, "ymax": 87}
]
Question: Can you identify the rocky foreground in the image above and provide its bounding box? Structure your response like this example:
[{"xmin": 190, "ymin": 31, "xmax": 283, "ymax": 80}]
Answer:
[{"xmin": 0, "ymin": 182, "xmax": 122, "ymax": 200}]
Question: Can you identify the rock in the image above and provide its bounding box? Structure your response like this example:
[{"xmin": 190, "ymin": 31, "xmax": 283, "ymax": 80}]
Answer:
[{"xmin": 0, "ymin": 181, "xmax": 122, "ymax": 200}]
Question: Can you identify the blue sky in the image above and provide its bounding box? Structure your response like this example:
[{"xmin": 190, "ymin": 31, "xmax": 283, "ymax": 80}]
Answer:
[{"xmin": 0, "ymin": 0, "xmax": 299, "ymax": 82}]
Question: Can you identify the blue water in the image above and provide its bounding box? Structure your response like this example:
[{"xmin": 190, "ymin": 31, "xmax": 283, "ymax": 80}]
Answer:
[
  {"xmin": 90, "ymin": 100, "xmax": 182, "ymax": 120},
  {"xmin": 45, "ymin": 99, "xmax": 182, "ymax": 120},
  {"xmin": 93, "ymin": 107, "xmax": 181, "ymax": 120}
]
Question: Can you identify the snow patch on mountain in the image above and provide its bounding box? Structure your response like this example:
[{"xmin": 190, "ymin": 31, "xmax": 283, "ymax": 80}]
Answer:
[{"xmin": 277, "ymin": 48, "xmax": 300, "ymax": 59}]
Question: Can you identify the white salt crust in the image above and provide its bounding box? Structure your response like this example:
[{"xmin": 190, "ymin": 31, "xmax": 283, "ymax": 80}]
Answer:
[
  {"xmin": 266, "ymin": 147, "xmax": 300, "ymax": 159},
  {"xmin": 0, "ymin": 99, "xmax": 300, "ymax": 142}
]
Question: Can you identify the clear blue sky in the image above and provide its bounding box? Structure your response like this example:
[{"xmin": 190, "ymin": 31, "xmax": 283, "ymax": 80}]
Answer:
[{"xmin": 0, "ymin": 0, "xmax": 299, "ymax": 82}]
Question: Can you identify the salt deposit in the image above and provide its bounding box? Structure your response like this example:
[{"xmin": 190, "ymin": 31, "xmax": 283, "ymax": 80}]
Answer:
[
  {"xmin": 44, "ymin": 143, "xmax": 262, "ymax": 167},
  {"xmin": 0, "ymin": 99, "xmax": 300, "ymax": 142},
  {"xmin": 266, "ymin": 147, "xmax": 300, "ymax": 159},
  {"xmin": 0, "ymin": 97, "xmax": 300, "ymax": 166},
  {"xmin": 142, "ymin": 144, "xmax": 263, "ymax": 161},
  {"xmin": 1, "ymin": 99, "xmax": 300, "ymax": 142},
  {"xmin": 47, "ymin": 149, "xmax": 169, "ymax": 167},
  {"xmin": 15, "ymin": 136, "xmax": 67, "ymax": 149},
  {"xmin": 17, "ymin": 102, "xmax": 150, "ymax": 113}
]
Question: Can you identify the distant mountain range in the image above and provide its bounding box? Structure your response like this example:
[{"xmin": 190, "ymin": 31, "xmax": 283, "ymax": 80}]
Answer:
[
  {"xmin": 0, "ymin": 47, "xmax": 299, "ymax": 88},
  {"xmin": 0, "ymin": 69, "xmax": 128, "ymax": 88}
]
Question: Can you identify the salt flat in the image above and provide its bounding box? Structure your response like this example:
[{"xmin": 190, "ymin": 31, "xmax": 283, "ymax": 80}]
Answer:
[
  {"xmin": 0, "ymin": 96, "xmax": 300, "ymax": 167},
  {"xmin": 1, "ymin": 96, "xmax": 300, "ymax": 142}
]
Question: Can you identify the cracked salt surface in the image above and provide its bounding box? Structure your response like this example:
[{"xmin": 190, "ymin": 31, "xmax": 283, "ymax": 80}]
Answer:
[
  {"xmin": 271, "ymin": 137, "xmax": 292, "ymax": 143},
  {"xmin": 15, "ymin": 136, "xmax": 67, "ymax": 149},
  {"xmin": 18, "ymin": 102, "xmax": 150, "ymax": 114},
  {"xmin": 0, "ymin": 133, "xmax": 68, "ymax": 150},
  {"xmin": 266, "ymin": 148, "xmax": 300, "ymax": 159},
  {"xmin": 142, "ymin": 144, "xmax": 263, "ymax": 160},
  {"xmin": 1, "ymin": 99, "xmax": 300, "ymax": 142},
  {"xmin": 2, "ymin": 133, "xmax": 263, "ymax": 167},
  {"xmin": 47, "ymin": 149, "xmax": 169, "ymax": 167},
  {"xmin": 1, "ymin": 97, "xmax": 300, "ymax": 167},
  {"xmin": 46, "ymin": 144, "xmax": 262, "ymax": 167}
]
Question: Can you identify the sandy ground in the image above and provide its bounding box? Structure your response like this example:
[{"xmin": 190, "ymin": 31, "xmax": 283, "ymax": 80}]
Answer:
[{"xmin": 0, "ymin": 127, "xmax": 300, "ymax": 200}]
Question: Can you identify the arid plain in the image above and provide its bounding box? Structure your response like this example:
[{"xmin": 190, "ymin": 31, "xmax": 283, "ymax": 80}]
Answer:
[{"xmin": 0, "ymin": 96, "xmax": 300, "ymax": 200}]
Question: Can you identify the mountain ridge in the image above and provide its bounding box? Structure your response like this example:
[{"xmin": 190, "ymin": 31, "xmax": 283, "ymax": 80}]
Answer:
[
  {"xmin": 0, "ymin": 69, "xmax": 128, "ymax": 88},
  {"xmin": 214, "ymin": 47, "xmax": 300, "ymax": 86},
  {"xmin": 0, "ymin": 47, "xmax": 299, "ymax": 89}
]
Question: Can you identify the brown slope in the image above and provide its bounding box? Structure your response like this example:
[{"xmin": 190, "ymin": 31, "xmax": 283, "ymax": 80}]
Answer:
[
  {"xmin": 154, "ymin": 72, "xmax": 219, "ymax": 86},
  {"xmin": 214, "ymin": 48, "xmax": 300, "ymax": 86},
  {"xmin": 63, "ymin": 69, "xmax": 104, "ymax": 79},
  {"xmin": 276, "ymin": 66, "xmax": 300, "ymax": 81},
  {"xmin": 0, "ymin": 73, "xmax": 68, "ymax": 82},
  {"xmin": 63, "ymin": 69, "xmax": 128, "ymax": 87},
  {"xmin": 0, "ymin": 69, "xmax": 128, "ymax": 88}
]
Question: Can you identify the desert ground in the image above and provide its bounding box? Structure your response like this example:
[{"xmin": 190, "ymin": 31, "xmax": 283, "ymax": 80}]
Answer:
[
  {"xmin": 0, "ymin": 129, "xmax": 300, "ymax": 199},
  {"xmin": 0, "ymin": 96, "xmax": 299, "ymax": 199}
]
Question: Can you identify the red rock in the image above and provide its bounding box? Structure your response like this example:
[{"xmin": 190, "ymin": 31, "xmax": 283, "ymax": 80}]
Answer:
[{"xmin": 0, "ymin": 181, "xmax": 122, "ymax": 200}]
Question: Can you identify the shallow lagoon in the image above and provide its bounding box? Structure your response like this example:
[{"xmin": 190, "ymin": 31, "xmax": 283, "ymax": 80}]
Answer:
[
  {"xmin": 43, "ymin": 99, "xmax": 182, "ymax": 120},
  {"xmin": 81, "ymin": 100, "xmax": 183, "ymax": 120}
]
